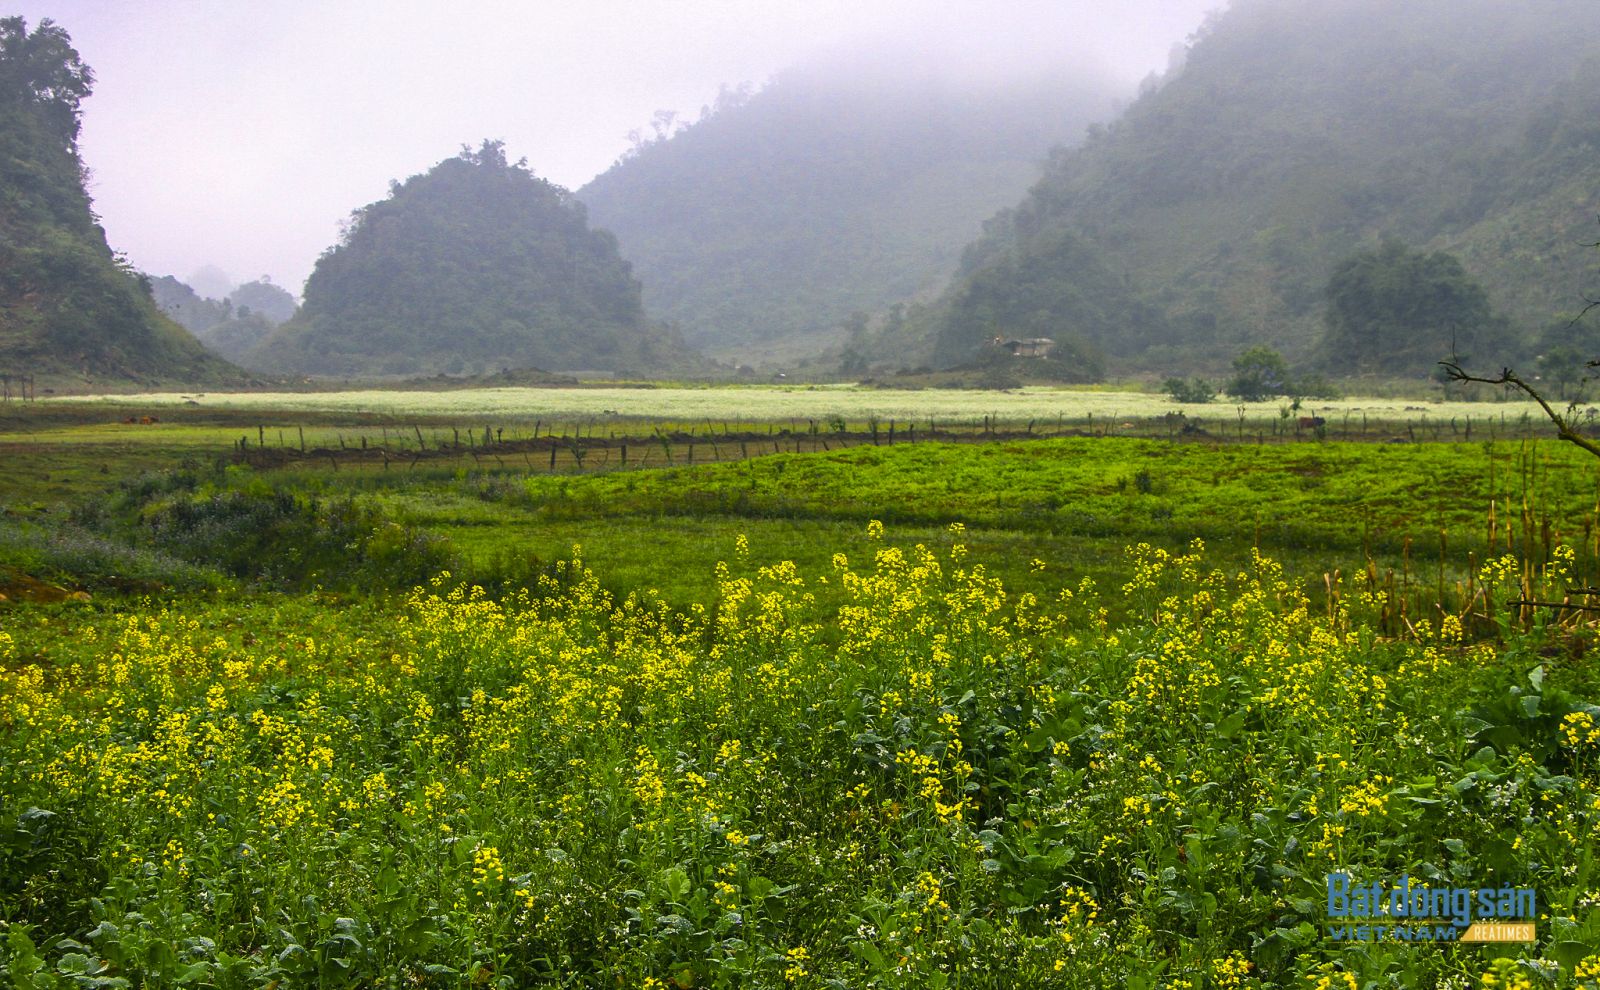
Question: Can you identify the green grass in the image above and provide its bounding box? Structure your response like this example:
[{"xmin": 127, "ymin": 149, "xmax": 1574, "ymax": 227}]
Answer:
[
  {"xmin": 10, "ymin": 414, "xmax": 1600, "ymax": 620},
  {"xmin": 352, "ymin": 437, "xmax": 1600, "ymax": 618}
]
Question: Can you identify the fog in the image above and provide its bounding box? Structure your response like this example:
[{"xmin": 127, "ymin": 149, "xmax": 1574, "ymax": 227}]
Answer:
[{"xmin": 13, "ymin": 0, "xmax": 1219, "ymax": 295}]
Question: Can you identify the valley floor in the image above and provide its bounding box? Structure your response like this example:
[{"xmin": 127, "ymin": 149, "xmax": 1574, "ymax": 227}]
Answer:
[{"xmin": 3, "ymin": 392, "xmax": 1599, "ymax": 987}]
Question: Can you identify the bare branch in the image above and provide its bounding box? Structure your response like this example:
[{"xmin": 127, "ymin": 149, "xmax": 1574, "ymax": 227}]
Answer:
[
  {"xmin": 1574, "ymin": 223, "xmax": 1600, "ymax": 328},
  {"xmin": 1442, "ymin": 219, "xmax": 1598, "ymax": 454},
  {"xmin": 1577, "ymin": 295, "xmax": 1600, "ymax": 328},
  {"xmin": 1508, "ymin": 599, "xmax": 1600, "ymax": 613},
  {"xmin": 1438, "ymin": 360, "xmax": 1600, "ymax": 460}
]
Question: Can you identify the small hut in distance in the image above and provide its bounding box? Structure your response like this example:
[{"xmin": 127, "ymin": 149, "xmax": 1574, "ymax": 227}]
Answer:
[{"xmin": 995, "ymin": 337, "xmax": 1056, "ymax": 359}]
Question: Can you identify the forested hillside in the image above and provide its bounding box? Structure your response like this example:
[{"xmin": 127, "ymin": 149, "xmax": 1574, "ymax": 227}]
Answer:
[
  {"xmin": 251, "ymin": 142, "xmax": 700, "ymax": 377},
  {"xmin": 0, "ymin": 17, "xmax": 237, "ymax": 385},
  {"xmin": 916, "ymin": 0, "xmax": 1600, "ymax": 377},
  {"xmin": 579, "ymin": 63, "xmax": 1122, "ymax": 364}
]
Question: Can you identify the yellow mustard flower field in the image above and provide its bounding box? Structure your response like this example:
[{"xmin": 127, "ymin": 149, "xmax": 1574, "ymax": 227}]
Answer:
[{"xmin": 5, "ymin": 524, "xmax": 1600, "ymax": 987}]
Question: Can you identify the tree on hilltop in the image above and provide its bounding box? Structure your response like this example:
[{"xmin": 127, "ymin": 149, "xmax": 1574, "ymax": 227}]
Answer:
[
  {"xmin": 0, "ymin": 17, "xmax": 234, "ymax": 382},
  {"xmin": 0, "ymin": 16, "xmax": 92, "ymax": 147}
]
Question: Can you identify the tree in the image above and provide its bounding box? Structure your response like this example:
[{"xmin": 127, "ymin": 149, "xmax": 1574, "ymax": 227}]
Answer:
[
  {"xmin": 1538, "ymin": 345, "xmax": 1587, "ymax": 401},
  {"xmin": 1321, "ymin": 239, "xmax": 1505, "ymax": 375},
  {"xmin": 0, "ymin": 16, "xmax": 93, "ymax": 147},
  {"xmin": 838, "ymin": 311, "xmax": 870, "ymax": 376},
  {"xmin": 1163, "ymin": 377, "xmax": 1215, "ymax": 403},
  {"xmin": 1225, "ymin": 346, "xmax": 1289, "ymax": 401}
]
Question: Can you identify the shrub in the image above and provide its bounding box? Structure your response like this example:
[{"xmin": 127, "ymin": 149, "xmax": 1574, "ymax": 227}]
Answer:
[
  {"xmin": 1162, "ymin": 377, "xmax": 1215, "ymax": 403},
  {"xmin": 0, "ymin": 517, "xmax": 218, "ymax": 591},
  {"xmin": 1225, "ymin": 347, "xmax": 1289, "ymax": 401},
  {"xmin": 147, "ymin": 490, "xmax": 454, "ymax": 590},
  {"xmin": 1289, "ymin": 373, "xmax": 1341, "ymax": 400}
]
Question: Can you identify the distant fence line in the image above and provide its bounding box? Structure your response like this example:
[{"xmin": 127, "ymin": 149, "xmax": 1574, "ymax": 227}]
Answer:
[
  {"xmin": 220, "ymin": 407, "xmax": 1555, "ymax": 474},
  {"xmin": 232, "ymin": 419, "xmax": 989, "ymax": 472}
]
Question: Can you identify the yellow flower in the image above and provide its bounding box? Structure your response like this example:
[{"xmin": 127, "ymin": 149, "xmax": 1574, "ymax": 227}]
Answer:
[
  {"xmin": 471, "ymin": 845, "xmax": 505, "ymax": 891},
  {"xmin": 783, "ymin": 945, "xmax": 809, "ymax": 982},
  {"xmin": 1562, "ymin": 711, "xmax": 1600, "ymax": 748}
]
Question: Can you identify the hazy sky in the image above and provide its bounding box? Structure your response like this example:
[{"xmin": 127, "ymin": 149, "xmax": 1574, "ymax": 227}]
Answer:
[{"xmin": 14, "ymin": 1, "xmax": 1219, "ymax": 296}]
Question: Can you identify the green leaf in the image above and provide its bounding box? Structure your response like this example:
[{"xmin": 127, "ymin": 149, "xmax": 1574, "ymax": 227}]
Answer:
[
  {"xmin": 849, "ymin": 942, "xmax": 889, "ymax": 970},
  {"xmin": 6, "ymin": 928, "xmax": 46, "ymax": 978},
  {"xmin": 662, "ymin": 866, "xmax": 691, "ymax": 903},
  {"xmin": 1550, "ymin": 941, "xmax": 1594, "ymax": 970}
]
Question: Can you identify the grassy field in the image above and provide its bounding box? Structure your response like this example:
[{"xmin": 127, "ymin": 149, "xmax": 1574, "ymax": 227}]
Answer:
[
  {"xmin": 55, "ymin": 383, "xmax": 1560, "ymax": 430},
  {"xmin": 4, "ymin": 391, "xmax": 1600, "ymax": 987},
  {"xmin": 0, "ymin": 384, "xmax": 1569, "ymax": 513}
]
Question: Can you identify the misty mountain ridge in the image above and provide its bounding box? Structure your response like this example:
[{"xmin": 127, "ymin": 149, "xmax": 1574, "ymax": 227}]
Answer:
[
  {"xmin": 909, "ymin": 0, "xmax": 1600, "ymax": 376},
  {"xmin": 579, "ymin": 56, "xmax": 1126, "ymax": 364},
  {"xmin": 249, "ymin": 141, "xmax": 701, "ymax": 378},
  {"xmin": 0, "ymin": 17, "xmax": 239, "ymax": 385},
  {"xmin": 12, "ymin": 4, "xmax": 1599, "ymax": 389}
]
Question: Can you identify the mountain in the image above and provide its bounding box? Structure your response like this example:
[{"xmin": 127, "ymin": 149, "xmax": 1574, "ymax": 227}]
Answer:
[
  {"xmin": 149, "ymin": 276, "xmax": 223, "ymax": 335},
  {"xmin": 226, "ymin": 278, "xmax": 297, "ymax": 325},
  {"xmin": 578, "ymin": 62, "xmax": 1123, "ymax": 365},
  {"xmin": 250, "ymin": 141, "xmax": 699, "ymax": 377},
  {"xmin": 0, "ymin": 17, "xmax": 237, "ymax": 385},
  {"xmin": 918, "ymin": 0, "xmax": 1600, "ymax": 376},
  {"xmin": 151, "ymin": 275, "xmax": 296, "ymax": 364}
]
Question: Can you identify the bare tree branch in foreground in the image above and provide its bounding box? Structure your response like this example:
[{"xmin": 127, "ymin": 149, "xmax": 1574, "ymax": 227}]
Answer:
[{"xmin": 1439, "ymin": 361, "xmax": 1600, "ymax": 460}]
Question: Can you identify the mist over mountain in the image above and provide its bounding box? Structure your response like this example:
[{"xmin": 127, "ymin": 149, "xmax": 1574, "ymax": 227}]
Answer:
[
  {"xmin": 150, "ymin": 275, "xmax": 296, "ymax": 364},
  {"xmin": 0, "ymin": 17, "xmax": 237, "ymax": 385},
  {"xmin": 250, "ymin": 141, "xmax": 700, "ymax": 378},
  {"xmin": 915, "ymin": 0, "xmax": 1600, "ymax": 377},
  {"xmin": 185, "ymin": 265, "xmax": 234, "ymax": 303},
  {"xmin": 579, "ymin": 58, "xmax": 1125, "ymax": 364}
]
